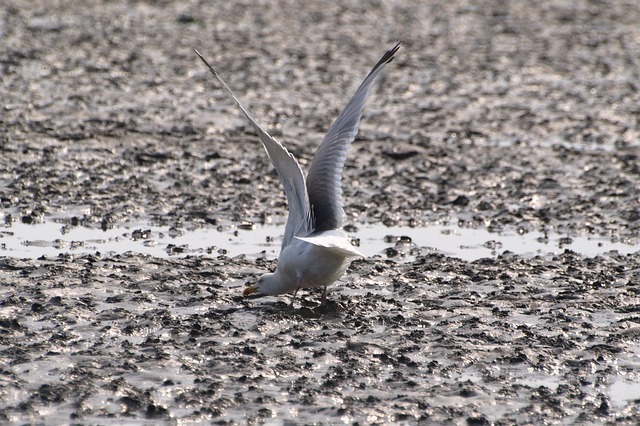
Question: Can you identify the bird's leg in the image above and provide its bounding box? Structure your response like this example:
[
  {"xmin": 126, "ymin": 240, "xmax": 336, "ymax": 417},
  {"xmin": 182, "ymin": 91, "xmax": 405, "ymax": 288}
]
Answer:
[
  {"xmin": 320, "ymin": 286, "xmax": 328, "ymax": 305},
  {"xmin": 290, "ymin": 287, "xmax": 300, "ymax": 307}
]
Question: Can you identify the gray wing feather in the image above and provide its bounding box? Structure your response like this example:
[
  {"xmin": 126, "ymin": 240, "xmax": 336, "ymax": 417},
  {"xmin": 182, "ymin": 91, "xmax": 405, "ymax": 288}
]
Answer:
[
  {"xmin": 306, "ymin": 42, "xmax": 400, "ymax": 231},
  {"xmin": 195, "ymin": 50, "xmax": 313, "ymax": 249}
]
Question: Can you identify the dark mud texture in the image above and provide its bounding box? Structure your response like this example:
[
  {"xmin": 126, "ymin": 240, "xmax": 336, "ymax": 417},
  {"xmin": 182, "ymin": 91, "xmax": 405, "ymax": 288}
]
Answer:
[{"xmin": 1, "ymin": 0, "xmax": 640, "ymax": 424}]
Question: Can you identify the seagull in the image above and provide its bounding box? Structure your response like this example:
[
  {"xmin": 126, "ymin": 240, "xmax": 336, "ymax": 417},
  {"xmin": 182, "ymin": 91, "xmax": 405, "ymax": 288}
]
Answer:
[{"xmin": 195, "ymin": 42, "xmax": 400, "ymax": 304}]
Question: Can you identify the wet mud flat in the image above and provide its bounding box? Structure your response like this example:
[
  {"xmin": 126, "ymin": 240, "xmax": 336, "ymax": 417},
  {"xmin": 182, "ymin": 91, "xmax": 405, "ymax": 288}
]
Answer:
[
  {"xmin": 1, "ymin": 250, "xmax": 640, "ymax": 424},
  {"xmin": 2, "ymin": 0, "xmax": 640, "ymax": 424}
]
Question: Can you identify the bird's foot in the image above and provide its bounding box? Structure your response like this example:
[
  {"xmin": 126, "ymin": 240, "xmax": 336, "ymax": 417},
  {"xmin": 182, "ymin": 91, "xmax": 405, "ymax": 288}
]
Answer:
[
  {"xmin": 289, "ymin": 287, "xmax": 300, "ymax": 307},
  {"xmin": 320, "ymin": 286, "xmax": 328, "ymax": 305}
]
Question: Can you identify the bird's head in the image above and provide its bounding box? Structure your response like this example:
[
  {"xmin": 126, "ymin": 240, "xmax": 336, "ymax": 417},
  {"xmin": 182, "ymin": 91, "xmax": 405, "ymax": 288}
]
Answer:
[{"xmin": 243, "ymin": 272, "xmax": 275, "ymax": 297}]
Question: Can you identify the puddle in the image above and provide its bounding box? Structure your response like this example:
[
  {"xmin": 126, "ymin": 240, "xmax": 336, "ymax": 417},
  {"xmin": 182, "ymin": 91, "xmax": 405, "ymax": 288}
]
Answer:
[
  {"xmin": 609, "ymin": 378, "xmax": 640, "ymax": 408},
  {"xmin": 0, "ymin": 219, "xmax": 638, "ymax": 261},
  {"xmin": 608, "ymin": 345, "xmax": 640, "ymax": 408}
]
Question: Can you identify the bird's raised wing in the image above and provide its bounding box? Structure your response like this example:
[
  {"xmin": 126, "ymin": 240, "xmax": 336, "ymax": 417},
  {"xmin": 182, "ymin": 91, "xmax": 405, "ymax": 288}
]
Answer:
[
  {"xmin": 195, "ymin": 50, "xmax": 313, "ymax": 249},
  {"xmin": 306, "ymin": 42, "xmax": 400, "ymax": 231}
]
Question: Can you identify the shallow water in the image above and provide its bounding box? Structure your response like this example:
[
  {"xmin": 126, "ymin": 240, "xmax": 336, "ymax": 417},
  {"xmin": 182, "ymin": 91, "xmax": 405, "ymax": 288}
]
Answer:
[
  {"xmin": 1, "ymin": 219, "xmax": 638, "ymax": 261},
  {"xmin": 610, "ymin": 378, "xmax": 640, "ymax": 408}
]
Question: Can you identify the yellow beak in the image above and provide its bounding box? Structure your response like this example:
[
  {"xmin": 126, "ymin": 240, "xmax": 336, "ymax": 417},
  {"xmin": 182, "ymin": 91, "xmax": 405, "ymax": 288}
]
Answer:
[{"xmin": 243, "ymin": 285, "xmax": 257, "ymax": 296}]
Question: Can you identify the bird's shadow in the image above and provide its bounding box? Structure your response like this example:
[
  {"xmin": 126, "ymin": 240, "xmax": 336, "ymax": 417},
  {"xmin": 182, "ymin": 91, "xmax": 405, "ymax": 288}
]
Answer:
[
  {"xmin": 236, "ymin": 294, "xmax": 344, "ymax": 319},
  {"xmin": 296, "ymin": 299, "xmax": 343, "ymax": 319}
]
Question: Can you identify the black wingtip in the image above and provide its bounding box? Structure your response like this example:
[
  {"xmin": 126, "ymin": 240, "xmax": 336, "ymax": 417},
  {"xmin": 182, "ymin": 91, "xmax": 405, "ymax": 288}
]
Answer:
[
  {"xmin": 382, "ymin": 41, "xmax": 402, "ymax": 65},
  {"xmin": 194, "ymin": 48, "xmax": 206, "ymax": 63},
  {"xmin": 371, "ymin": 41, "xmax": 401, "ymax": 69},
  {"xmin": 194, "ymin": 48, "xmax": 219, "ymax": 77}
]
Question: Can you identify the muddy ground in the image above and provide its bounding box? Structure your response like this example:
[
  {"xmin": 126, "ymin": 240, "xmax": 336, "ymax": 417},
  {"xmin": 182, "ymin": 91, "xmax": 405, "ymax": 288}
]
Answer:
[{"xmin": 1, "ymin": 0, "xmax": 640, "ymax": 424}]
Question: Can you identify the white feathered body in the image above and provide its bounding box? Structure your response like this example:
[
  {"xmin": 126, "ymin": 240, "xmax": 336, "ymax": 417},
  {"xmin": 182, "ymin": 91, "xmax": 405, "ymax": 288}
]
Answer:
[{"xmin": 273, "ymin": 230, "xmax": 363, "ymax": 293}]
